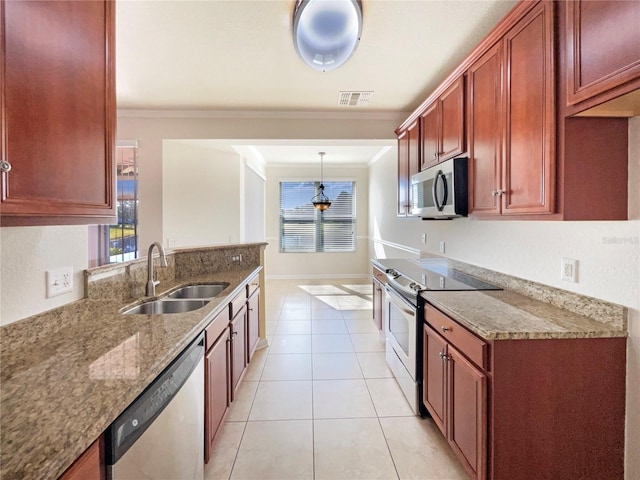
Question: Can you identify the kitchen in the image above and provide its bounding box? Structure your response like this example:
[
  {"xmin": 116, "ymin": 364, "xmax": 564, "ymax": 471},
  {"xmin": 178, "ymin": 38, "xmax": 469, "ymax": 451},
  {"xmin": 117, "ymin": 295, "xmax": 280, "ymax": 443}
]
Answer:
[{"xmin": 1, "ymin": 1, "xmax": 639, "ymax": 480}]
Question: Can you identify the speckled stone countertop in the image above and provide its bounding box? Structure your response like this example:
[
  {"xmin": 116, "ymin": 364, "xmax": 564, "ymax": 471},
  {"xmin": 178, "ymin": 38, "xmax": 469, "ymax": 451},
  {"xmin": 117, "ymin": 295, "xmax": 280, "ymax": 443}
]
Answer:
[
  {"xmin": 373, "ymin": 257, "xmax": 626, "ymax": 341},
  {"xmin": 422, "ymin": 289, "xmax": 626, "ymax": 340},
  {"xmin": 1, "ymin": 244, "xmax": 265, "ymax": 480}
]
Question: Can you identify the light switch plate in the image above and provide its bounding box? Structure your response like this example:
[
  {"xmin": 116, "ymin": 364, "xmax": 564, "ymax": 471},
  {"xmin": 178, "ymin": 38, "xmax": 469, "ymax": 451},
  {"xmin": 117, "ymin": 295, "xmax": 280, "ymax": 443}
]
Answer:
[
  {"xmin": 439, "ymin": 241, "xmax": 445, "ymax": 254},
  {"xmin": 46, "ymin": 267, "xmax": 73, "ymax": 298}
]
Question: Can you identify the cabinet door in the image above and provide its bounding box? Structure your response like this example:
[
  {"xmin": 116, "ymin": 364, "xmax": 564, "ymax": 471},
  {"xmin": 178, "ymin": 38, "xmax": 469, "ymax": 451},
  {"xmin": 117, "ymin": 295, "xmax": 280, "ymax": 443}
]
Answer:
[
  {"xmin": 467, "ymin": 43, "xmax": 502, "ymax": 216},
  {"xmin": 502, "ymin": 1, "xmax": 555, "ymax": 215},
  {"xmin": 230, "ymin": 308, "xmax": 247, "ymax": 397},
  {"xmin": 447, "ymin": 346, "xmax": 487, "ymax": 480},
  {"xmin": 247, "ymin": 289, "xmax": 260, "ymax": 362},
  {"xmin": 566, "ymin": 0, "xmax": 640, "ymax": 106},
  {"xmin": 1, "ymin": 0, "xmax": 116, "ymax": 225},
  {"xmin": 420, "ymin": 102, "xmax": 439, "ymax": 170},
  {"xmin": 397, "ymin": 130, "xmax": 410, "ymax": 217},
  {"xmin": 204, "ymin": 332, "xmax": 230, "ymax": 464},
  {"xmin": 397, "ymin": 119, "xmax": 419, "ymax": 217},
  {"xmin": 59, "ymin": 438, "xmax": 104, "ymax": 480},
  {"xmin": 423, "ymin": 324, "xmax": 447, "ymax": 435},
  {"xmin": 439, "ymin": 77, "xmax": 465, "ymax": 161}
]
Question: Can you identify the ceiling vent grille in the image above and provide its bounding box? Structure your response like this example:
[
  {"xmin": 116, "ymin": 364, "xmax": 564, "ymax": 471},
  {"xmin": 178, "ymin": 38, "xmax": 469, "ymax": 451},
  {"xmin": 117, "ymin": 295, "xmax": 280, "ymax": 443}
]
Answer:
[{"xmin": 338, "ymin": 91, "xmax": 373, "ymax": 107}]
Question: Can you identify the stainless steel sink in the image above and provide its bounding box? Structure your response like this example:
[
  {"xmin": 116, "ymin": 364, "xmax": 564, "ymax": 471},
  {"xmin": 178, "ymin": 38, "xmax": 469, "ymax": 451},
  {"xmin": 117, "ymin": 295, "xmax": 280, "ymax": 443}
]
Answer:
[
  {"xmin": 166, "ymin": 283, "xmax": 229, "ymax": 299},
  {"xmin": 124, "ymin": 299, "xmax": 209, "ymax": 315}
]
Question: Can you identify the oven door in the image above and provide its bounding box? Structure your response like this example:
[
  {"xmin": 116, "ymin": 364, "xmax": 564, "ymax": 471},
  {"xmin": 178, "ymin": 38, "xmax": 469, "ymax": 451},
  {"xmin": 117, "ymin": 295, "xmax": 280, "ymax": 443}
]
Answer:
[{"xmin": 384, "ymin": 286, "xmax": 419, "ymax": 414}]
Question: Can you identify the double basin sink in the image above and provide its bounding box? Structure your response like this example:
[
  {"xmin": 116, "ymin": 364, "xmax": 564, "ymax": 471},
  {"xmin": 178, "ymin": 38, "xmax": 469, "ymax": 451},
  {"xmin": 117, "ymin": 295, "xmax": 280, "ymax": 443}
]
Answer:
[{"xmin": 123, "ymin": 283, "xmax": 229, "ymax": 314}]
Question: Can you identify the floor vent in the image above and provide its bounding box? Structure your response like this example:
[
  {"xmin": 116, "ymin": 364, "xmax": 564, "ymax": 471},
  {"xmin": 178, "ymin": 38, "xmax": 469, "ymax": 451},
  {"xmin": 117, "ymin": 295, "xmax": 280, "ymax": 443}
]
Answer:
[{"xmin": 338, "ymin": 91, "xmax": 373, "ymax": 107}]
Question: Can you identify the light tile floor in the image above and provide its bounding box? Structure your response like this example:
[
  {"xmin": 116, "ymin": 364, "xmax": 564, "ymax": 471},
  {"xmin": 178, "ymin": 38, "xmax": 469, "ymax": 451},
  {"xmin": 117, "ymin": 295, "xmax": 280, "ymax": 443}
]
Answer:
[{"xmin": 204, "ymin": 279, "xmax": 468, "ymax": 480}]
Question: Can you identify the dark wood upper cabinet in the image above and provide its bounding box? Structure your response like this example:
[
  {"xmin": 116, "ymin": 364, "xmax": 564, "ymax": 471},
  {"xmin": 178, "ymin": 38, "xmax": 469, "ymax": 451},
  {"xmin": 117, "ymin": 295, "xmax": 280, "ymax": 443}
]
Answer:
[
  {"xmin": 501, "ymin": 1, "xmax": 554, "ymax": 215},
  {"xmin": 1, "ymin": 0, "xmax": 116, "ymax": 226},
  {"xmin": 420, "ymin": 77, "xmax": 465, "ymax": 170},
  {"xmin": 396, "ymin": 119, "xmax": 419, "ymax": 217},
  {"xmin": 566, "ymin": 0, "xmax": 640, "ymax": 109},
  {"xmin": 467, "ymin": 43, "xmax": 503, "ymax": 216}
]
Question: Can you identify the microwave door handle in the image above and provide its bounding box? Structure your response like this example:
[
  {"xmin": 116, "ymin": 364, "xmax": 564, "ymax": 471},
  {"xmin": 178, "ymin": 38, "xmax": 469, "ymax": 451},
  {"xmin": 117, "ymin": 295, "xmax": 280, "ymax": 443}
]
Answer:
[{"xmin": 433, "ymin": 171, "xmax": 448, "ymax": 211}]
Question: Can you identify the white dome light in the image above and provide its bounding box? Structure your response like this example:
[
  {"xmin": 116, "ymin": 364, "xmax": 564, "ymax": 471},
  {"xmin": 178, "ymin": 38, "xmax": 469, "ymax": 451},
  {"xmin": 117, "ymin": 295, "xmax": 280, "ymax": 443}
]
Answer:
[{"xmin": 293, "ymin": 0, "xmax": 363, "ymax": 72}]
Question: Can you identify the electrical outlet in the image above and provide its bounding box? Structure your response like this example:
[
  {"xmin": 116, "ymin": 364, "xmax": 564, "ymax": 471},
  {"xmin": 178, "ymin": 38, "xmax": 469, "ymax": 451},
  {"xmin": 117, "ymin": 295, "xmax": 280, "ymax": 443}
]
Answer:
[
  {"xmin": 421, "ymin": 234, "xmax": 427, "ymax": 244},
  {"xmin": 231, "ymin": 254, "xmax": 242, "ymax": 262},
  {"xmin": 46, "ymin": 267, "xmax": 73, "ymax": 298},
  {"xmin": 439, "ymin": 241, "xmax": 445, "ymax": 254},
  {"xmin": 561, "ymin": 258, "xmax": 578, "ymax": 283}
]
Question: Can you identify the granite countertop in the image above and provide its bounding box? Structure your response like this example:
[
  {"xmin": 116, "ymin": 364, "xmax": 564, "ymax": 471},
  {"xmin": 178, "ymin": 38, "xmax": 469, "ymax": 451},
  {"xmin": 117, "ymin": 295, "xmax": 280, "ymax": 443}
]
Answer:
[
  {"xmin": 0, "ymin": 267, "xmax": 260, "ymax": 480},
  {"xmin": 372, "ymin": 257, "xmax": 626, "ymax": 341},
  {"xmin": 422, "ymin": 289, "xmax": 626, "ymax": 340}
]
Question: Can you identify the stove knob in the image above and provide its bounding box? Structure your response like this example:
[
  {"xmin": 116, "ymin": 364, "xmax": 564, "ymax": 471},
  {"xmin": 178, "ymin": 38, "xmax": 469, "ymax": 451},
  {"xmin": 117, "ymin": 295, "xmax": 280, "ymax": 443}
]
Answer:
[{"xmin": 414, "ymin": 284, "xmax": 421, "ymax": 292}]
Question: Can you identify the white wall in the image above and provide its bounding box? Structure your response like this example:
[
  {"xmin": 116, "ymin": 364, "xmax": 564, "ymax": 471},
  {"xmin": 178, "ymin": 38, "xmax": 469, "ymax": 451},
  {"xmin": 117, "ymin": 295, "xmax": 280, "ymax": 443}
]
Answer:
[
  {"xmin": 244, "ymin": 163, "xmax": 266, "ymax": 242},
  {"xmin": 163, "ymin": 140, "xmax": 241, "ymax": 246},
  {"xmin": 369, "ymin": 118, "xmax": 640, "ymax": 479},
  {"xmin": 117, "ymin": 111, "xmax": 405, "ymax": 250},
  {"xmin": 0, "ymin": 226, "xmax": 88, "ymax": 325},
  {"xmin": 265, "ymin": 164, "xmax": 370, "ymax": 278}
]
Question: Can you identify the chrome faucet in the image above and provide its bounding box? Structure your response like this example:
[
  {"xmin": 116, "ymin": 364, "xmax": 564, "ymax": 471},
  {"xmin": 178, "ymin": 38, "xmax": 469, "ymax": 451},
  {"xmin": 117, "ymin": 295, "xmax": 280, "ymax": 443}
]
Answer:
[{"xmin": 146, "ymin": 241, "xmax": 168, "ymax": 296}]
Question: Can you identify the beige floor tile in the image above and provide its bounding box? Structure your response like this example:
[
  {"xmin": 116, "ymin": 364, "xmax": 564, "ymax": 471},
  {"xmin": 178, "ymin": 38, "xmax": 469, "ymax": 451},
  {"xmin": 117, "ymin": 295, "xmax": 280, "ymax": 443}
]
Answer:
[
  {"xmin": 314, "ymin": 418, "xmax": 398, "ymax": 480},
  {"xmin": 261, "ymin": 353, "xmax": 312, "ymax": 381},
  {"xmin": 310, "ymin": 307, "xmax": 343, "ymax": 320},
  {"xmin": 269, "ymin": 334, "xmax": 312, "ymax": 354},
  {"xmin": 230, "ymin": 420, "xmax": 313, "ymax": 480},
  {"xmin": 248, "ymin": 380, "xmax": 312, "ymax": 421},
  {"xmin": 312, "ymin": 334, "xmax": 354, "ymax": 353},
  {"xmin": 345, "ymin": 318, "xmax": 380, "ymax": 333},
  {"xmin": 337, "ymin": 296, "xmax": 372, "ymax": 311},
  {"xmin": 274, "ymin": 320, "xmax": 311, "ymax": 335},
  {"xmin": 357, "ymin": 352, "xmax": 394, "ymax": 379},
  {"xmin": 226, "ymin": 381, "xmax": 259, "ymax": 422},
  {"xmin": 312, "ymin": 353, "xmax": 363, "ymax": 379},
  {"xmin": 204, "ymin": 422, "xmax": 245, "ymax": 480},
  {"xmin": 279, "ymin": 308, "xmax": 311, "ymax": 321},
  {"xmin": 312, "ymin": 379, "xmax": 377, "ymax": 419},
  {"xmin": 243, "ymin": 348, "xmax": 268, "ymax": 381},
  {"xmin": 342, "ymin": 309, "xmax": 375, "ymax": 320},
  {"xmin": 311, "ymin": 319, "xmax": 348, "ymax": 334},
  {"xmin": 265, "ymin": 320, "xmax": 278, "ymax": 336},
  {"xmin": 379, "ymin": 416, "xmax": 468, "ymax": 480},
  {"xmin": 366, "ymin": 378, "xmax": 415, "ymax": 417},
  {"xmin": 350, "ymin": 332, "xmax": 386, "ymax": 352}
]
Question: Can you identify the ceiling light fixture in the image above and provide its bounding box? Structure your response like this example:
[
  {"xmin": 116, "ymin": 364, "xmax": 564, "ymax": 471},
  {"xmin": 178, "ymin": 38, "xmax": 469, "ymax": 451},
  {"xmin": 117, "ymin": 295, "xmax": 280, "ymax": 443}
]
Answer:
[
  {"xmin": 292, "ymin": 0, "xmax": 363, "ymax": 72},
  {"xmin": 311, "ymin": 152, "xmax": 331, "ymax": 211}
]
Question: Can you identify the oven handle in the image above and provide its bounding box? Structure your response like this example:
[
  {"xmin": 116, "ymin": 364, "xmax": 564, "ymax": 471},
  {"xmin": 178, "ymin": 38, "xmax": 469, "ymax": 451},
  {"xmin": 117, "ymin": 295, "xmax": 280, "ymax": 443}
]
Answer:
[{"xmin": 385, "ymin": 284, "xmax": 417, "ymax": 313}]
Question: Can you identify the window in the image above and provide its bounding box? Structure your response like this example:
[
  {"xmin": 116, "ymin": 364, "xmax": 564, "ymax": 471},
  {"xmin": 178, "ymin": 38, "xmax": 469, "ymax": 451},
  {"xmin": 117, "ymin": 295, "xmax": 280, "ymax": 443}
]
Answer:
[
  {"xmin": 279, "ymin": 181, "xmax": 356, "ymax": 253},
  {"xmin": 89, "ymin": 142, "xmax": 139, "ymax": 267}
]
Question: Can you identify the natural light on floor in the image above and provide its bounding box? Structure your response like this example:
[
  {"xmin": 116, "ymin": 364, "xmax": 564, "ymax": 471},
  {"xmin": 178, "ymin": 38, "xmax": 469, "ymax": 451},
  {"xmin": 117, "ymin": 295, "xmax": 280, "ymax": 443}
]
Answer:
[{"xmin": 298, "ymin": 284, "xmax": 373, "ymax": 311}]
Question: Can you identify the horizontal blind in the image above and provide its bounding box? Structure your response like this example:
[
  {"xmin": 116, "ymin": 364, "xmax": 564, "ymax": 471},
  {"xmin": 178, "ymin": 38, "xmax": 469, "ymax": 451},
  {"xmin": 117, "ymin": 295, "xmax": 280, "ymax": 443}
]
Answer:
[{"xmin": 280, "ymin": 181, "xmax": 356, "ymax": 253}]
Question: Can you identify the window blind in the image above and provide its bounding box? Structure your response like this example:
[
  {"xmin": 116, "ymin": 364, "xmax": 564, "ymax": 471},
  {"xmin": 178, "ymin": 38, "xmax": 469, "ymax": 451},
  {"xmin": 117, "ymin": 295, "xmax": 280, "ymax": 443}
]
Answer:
[{"xmin": 279, "ymin": 181, "xmax": 356, "ymax": 253}]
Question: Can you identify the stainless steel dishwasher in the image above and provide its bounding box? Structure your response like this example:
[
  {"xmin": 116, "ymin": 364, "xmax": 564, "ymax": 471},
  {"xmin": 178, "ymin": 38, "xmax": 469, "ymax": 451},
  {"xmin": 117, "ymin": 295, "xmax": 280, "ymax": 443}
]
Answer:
[{"xmin": 106, "ymin": 333, "xmax": 205, "ymax": 480}]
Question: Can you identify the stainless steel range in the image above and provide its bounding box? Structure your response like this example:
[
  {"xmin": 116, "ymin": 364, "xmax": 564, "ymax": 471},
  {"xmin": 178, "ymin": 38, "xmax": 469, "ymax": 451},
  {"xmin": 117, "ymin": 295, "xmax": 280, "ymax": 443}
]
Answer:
[{"xmin": 376, "ymin": 258, "xmax": 500, "ymax": 415}]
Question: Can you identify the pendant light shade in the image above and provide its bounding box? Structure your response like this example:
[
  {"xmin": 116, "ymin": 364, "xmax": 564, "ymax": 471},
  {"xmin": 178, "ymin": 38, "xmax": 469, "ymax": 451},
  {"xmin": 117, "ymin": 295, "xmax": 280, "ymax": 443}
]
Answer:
[
  {"xmin": 293, "ymin": 0, "xmax": 363, "ymax": 72},
  {"xmin": 312, "ymin": 152, "xmax": 332, "ymax": 211}
]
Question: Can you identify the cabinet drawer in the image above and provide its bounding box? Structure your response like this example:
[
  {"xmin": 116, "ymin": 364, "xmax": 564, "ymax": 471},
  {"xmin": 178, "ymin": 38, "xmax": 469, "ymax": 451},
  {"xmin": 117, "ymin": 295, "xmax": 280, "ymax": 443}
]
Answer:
[
  {"xmin": 205, "ymin": 308, "xmax": 230, "ymax": 351},
  {"xmin": 424, "ymin": 304, "xmax": 487, "ymax": 369},
  {"xmin": 230, "ymin": 291, "xmax": 246, "ymax": 320},
  {"xmin": 247, "ymin": 275, "xmax": 260, "ymax": 298},
  {"xmin": 373, "ymin": 266, "xmax": 387, "ymax": 284}
]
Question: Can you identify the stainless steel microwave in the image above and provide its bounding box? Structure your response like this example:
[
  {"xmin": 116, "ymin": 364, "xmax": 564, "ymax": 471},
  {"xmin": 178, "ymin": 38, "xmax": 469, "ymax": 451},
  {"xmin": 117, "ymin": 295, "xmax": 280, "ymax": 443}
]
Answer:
[{"xmin": 410, "ymin": 157, "xmax": 468, "ymax": 219}]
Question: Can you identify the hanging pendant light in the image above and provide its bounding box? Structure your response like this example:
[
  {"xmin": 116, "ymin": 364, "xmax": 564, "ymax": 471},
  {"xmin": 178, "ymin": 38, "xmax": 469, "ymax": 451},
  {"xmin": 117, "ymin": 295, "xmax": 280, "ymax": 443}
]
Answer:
[{"xmin": 311, "ymin": 152, "xmax": 332, "ymax": 211}]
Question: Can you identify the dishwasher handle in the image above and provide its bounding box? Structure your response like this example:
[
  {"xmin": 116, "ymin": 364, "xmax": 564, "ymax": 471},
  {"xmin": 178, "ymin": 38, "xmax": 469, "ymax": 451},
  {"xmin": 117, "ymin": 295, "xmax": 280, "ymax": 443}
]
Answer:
[{"xmin": 105, "ymin": 332, "xmax": 205, "ymax": 465}]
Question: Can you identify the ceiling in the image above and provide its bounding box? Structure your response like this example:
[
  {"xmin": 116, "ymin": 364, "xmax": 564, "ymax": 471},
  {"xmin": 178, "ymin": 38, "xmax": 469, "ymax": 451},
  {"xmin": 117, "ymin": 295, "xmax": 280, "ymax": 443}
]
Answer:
[{"xmin": 116, "ymin": 0, "xmax": 517, "ymax": 164}]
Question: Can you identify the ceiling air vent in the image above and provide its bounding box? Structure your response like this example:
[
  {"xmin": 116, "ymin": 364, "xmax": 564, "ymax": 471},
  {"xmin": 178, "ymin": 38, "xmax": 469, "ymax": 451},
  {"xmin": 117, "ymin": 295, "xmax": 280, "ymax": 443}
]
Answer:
[{"xmin": 338, "ymin": 91, "xmax": 373, "ymax": 107}]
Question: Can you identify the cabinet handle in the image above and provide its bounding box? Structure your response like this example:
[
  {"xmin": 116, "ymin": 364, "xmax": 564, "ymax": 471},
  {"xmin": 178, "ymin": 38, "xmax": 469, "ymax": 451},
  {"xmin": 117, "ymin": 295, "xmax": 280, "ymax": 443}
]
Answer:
[
  {"xmin": 441, "ymin": 326, "xmax": 450, "ymax": 332},
  {"xmin": 439, "ymin": 351, "xmax": 445, "ymax": 360},
  {"xmin": 433, "ymin": 152, "xmax": 438, "ymax": 159},
  {"xmin": 0, "ymin": 160, "xmax": 11, "ymax": 173},
  {"xmin": 491, "ymin": 189, "xmax": 505, "ymax": 196}
]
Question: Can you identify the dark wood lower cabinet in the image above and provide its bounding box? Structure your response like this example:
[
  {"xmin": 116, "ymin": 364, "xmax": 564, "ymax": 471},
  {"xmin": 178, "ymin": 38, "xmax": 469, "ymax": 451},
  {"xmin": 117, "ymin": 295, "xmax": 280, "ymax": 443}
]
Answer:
[
  {"xmin": 58, "ymin": 437, "xmax": 104, "ymax": 480},
  {"xmin": 230, "ymin": 306, "xmax": 247, "ymax": 398},
  {"xmin": 423, "ymin": 304, "xmax": 626, "ymax": 480},
  {"xmin": 204, "ymin": 330, "xmax": 230, "ymax": 464},
  {"xmin": 372, "ymin": 278, "xmax": 383, "ymax": 331},
  {"xmin": 423, "ymin": 323, "xmax": 486, "ymax": 480},
  {"xmin": 247, "ymin": 288, "xmax": 260, "ymax": 362}
]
